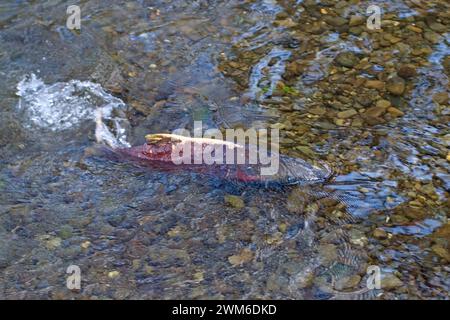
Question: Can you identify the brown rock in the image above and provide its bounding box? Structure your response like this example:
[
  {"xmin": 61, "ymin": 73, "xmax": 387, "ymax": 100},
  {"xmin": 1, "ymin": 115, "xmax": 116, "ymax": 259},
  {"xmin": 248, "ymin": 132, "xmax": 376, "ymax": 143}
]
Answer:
[
  {"xmin": 406, "ymin": 25, "xmax": 422, "ymax": 33},
  {"xmin": 324, "ymin": 16, "xmax": 348, "ymax": 27},
  {"xmin": 428, "ymin": 22, "xmax": 447, "ymax": 33},
  {"xmin": 365, "ymin": 80, "xmax": 385, "ymax": 90},
  {"xmin": 387, "ymin": 107, "xmax": 405, "ymax": 117},
  {"xmin": 274, "ymin": 18, "xmax": 298, "ymax": 28},
  {"xmin": 424, "ymin": 31, "xmax": 442, "ymax": 44},
  {"xmin": 335, "ymin": 52, "xmax": 360, "ymax": 68},
  {"xmin": 349, "ymin": 15, "xmax": 365, "ymax": 27},
  {"xmin": 397, "ymin": 65, "xmax": 417, "ymax": 79},
  {"xmin": 364, "ymin": 106, "xmax": 386, "ymax": 118},
  {"xmin": 335, "ymin": 275, "xmax": 362, "ymax": 291},
  {"xmin": 432, "ymin": 92, "xmax": 448, "ymax": 105},
  {"xmin": 376, "ymin": 99, "xmax": 391, "ymax": 109},
  {"xmin": 224, "ymin": 195, "xmax": 245, "ymax": 209},
  {"xmin": 431, "ymin": 245, "xmax": 450, "ymax": 262},
  {"xmin": 381, "ymin": 273, "xmax": 403, "ymax": 290},
  {"xmin": 337, "ymin": 109, "xmax": 358, "ymax": 119},
  {"xmin": 309, "ymin": 106, "xmax": 327, "ymax": 116},
  {"xmin": 431, "ymin": 223, "xmax": 450, "ymax": 243},
  {"xmin": 386, "ymin": 76, "xmax": 406, "ymax": 96},
  {"xmin": 228, "ymin": 248, "xmax": 254, "ymax": 266},
  {"xmin": 373, "ymin": 228, "xmax": 388, "ymax": 239}
]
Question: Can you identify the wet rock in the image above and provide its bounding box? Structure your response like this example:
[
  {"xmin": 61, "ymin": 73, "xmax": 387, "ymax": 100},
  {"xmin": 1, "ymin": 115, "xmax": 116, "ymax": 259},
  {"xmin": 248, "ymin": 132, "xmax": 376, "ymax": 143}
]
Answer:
[
  {"xmin": 106, "ymin": 209, "xmax": 127, "ymax": 227},
  {"xmin": 274, "ymin": 18, "xmax": 298, "ymax": 28},
  {"xmin": 365, "ymin": 80, "xmax": 385, "ymax": 90},
  {"xmin": 386, "ymin": 76, "xmax": 406, "ymax": 96},
  {"xmin": 349, "ymin": 15, "xmax": 365, "ymax": 27},
  {"xmin": 285, "ymin": 61, "xmax": 305, "ymax": 78},
  {"xmin": 335, "ymin": 52, "xmax": 360, "ymax": 68},
  {"xmin": 38, "ymin": 235, "xmax": 62, "ymax": 250},
  {"xmin": 383, "ymin": 33, "xmax": 402, "ymax": 44},
  {"xmin": 295, "ymin": 269, "xmax": 315, "ymax": 289},
  {"xmin": 0, "ymin": 114, "xmax": 24, "ymax": 147},
  {"xmin": 364, "ymin": 106, "xmax": 386, "ymax": 118},
  {"xmin": 432, "ymin": 92, "xmax": 448, "ymax": 105},
  {"xmin": 431, "ymin": 245, "xmax": 450, "ymax": 262},
  {"xmin": 430, "ymin": 223, "xmax": 450, "ymax": 247},
  {"xmin": 228, "ymin": 248, "xmax": 253, "ymax": 266},
  {"xmin": 335, "ymin": 275, "xmax": 361, "ymax": 291},
  {"xmin": 350, "ymin": 228, "xmax": 368, "ymax": 247},
  {"xmin": 393, "ymin": 204, "xmax": 427, "ymax": 222},
  {"xmin": 373, "ymin": 228, "xmax": 388, "ymax": 240},
  {"xmin": 337, "ymin": 109, "xmax": 358, "ymax": 119},
  {"xmin": 324, "ymin": 16, "xmax": 348, "ymax": 28},
  {"xmin": 443, "ymin": 56, "xmax": 450, "ymax": 75},
  {"xmin": 309, "ymin": 106, "xmax": 327, "ymax": 116},
  {"xmin": 58, "ymin": 225, "xmax": 74, "ymax": 240},
  {"xmin": 356, "ymin": 95, "xmax": 374, "ymax": 107},
  {"xmin": 108, "ymin": 271, "xmax": 120, "ymax": 279},
  {"xmin": 349, "ymin": 26, "xmax": 363, "ymax": 36},
  {"xmin": 81, "ymin": 241, "xmax": 91, "ymax": 249},
  {"xmin": 224, "ymin": 194, "xmax": 245, "ymax": 209},
  {"xmin": 397, "ymin": 65, "xmax": 417, "ymax": 79},
  {"xmin": 0, "ymin": 240, "xmax": 19, "ymax": 269},
  {"xmin": 381, "ymin": 273, "xmax": 403, "ymax": 290},
  {"xmin": 387, "ymin": 107, "xmax": 404, "ymax": 118},
  {"xmin": 318, "ymin": 244, "xmax": 338, "ymax": 265},
  {"xmin": 424, "ymin": 31, "xmax": 442, "ymax": 44},
  {"xmin": 286, "ymin": 188, "xmax": 307, "ymax": 213},
  {"xmin": 266, "ymin": 273, "xmax": 289, "ymax": 292},
  {"xmin": 406, "ymin": 25, "xmax": 423, "ymax": 33},
  {"xmin": 376, "ymin": 99, "xmax": 391, "ymax": 109},
  {"xmin": 428, "ymin": 22, "xmax": 447, "ymax": 33}
]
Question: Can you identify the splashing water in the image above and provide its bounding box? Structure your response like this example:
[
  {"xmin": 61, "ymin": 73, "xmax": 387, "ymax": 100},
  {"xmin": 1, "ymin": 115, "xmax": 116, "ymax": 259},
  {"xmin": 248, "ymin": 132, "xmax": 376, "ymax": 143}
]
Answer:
[{"xmin": 16, "ymin": 74, "xmax": 130, "ymax": 148}]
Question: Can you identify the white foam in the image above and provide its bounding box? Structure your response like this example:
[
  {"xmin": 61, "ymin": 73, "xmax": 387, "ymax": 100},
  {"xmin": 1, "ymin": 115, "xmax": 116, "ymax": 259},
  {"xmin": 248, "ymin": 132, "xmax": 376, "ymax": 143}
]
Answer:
[{"xmin": 16, "ymin": 74, "xmax": 130, "ymax": 148}]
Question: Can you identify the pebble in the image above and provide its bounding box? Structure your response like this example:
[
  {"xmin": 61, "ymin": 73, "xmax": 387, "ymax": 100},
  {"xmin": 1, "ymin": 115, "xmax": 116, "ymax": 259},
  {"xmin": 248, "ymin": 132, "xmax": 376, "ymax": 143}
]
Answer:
[
  {"xmin": 381, "ymin": 273, "xmax": 403, "ymax": 290},
  {"xmin": 431, "ymin": 245, "xmax": 450, "ymax": 262},
  {"xmin": 108, "ymin": 271, "xmax": 120, "ymax": 279},
  {"xmin": 387, "ymin": 107, "xmax": 404, "ymax": 117},
  {"xmin": 376, "ymin": 99, "xmax": 391, "ymax": 109},
  {"xmin": 309, "ymin": 106, "xmax": 327, "ymax": 116},
  {"xmin": 406, "ymin": 25, "xmax": 422, "ymax": 33},
  {"xmin": 349, "ymin": 15, "xmax": 365, "ymax": 27},
  {"xmin": 324, "ymin": 16, "xmax": 348, "ymax": 27},
  {"xmin": 81, "ymin": 241, "xmax": 91, "ymax": 249},
  {"xmin": 337, "ymin": 109, "xmax": 358, "ymax": 119},
  {"xmin": 274, "ymin": 18, "xmax": 298, "ymax": 28},
  {"xmin": 224, "ymin": 195, "xmax": 245, "ymax": 209},
  {"xmin": 428, "ymin": 22, "xmax": 447, "ymax": 33},
  {"xmin": 365, "ymin": 80, "xmax": 385, "ymax": 90},
  {"xmin": 318, "ymin": 244, "xmax": 338, "ymax": 265},
  {"xmin": 432, "ymin": 92, "xmax": 448, "ymax": 105},
  {"xmin": 364, "ymin": 106, "xmax": 386, "ymax": 118},
  {"xmin": 335, "ymin": 275, "xmax": 361, "ymax": 291},
  {"xmin": 228, "ymin": 248, "xmax": 253, "ymax": 266},
  {"xmin": 397, "ymin": 65, "xmax": 417, "ymax": 79},
  {"xmin": 386, "ymin": 76, "xmax": 405, "ymax": 96},
  {"xmin": 335, "ymin": 52, "xmax": 360, "ymax": 68},
  {"xmin": 424, "ymin": 31, "xmax": 442, "ymax": 44},
  {"xmin": 373, "ymin": 228, "xmax": 388, "ymax": 239}
]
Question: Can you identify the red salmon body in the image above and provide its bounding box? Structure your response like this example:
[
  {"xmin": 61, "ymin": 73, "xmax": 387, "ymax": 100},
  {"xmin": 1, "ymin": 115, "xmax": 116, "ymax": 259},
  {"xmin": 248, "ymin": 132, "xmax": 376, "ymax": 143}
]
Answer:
[{"xmin": 115, "ymin": 134, "xmax": 332, "ymax": 186}]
